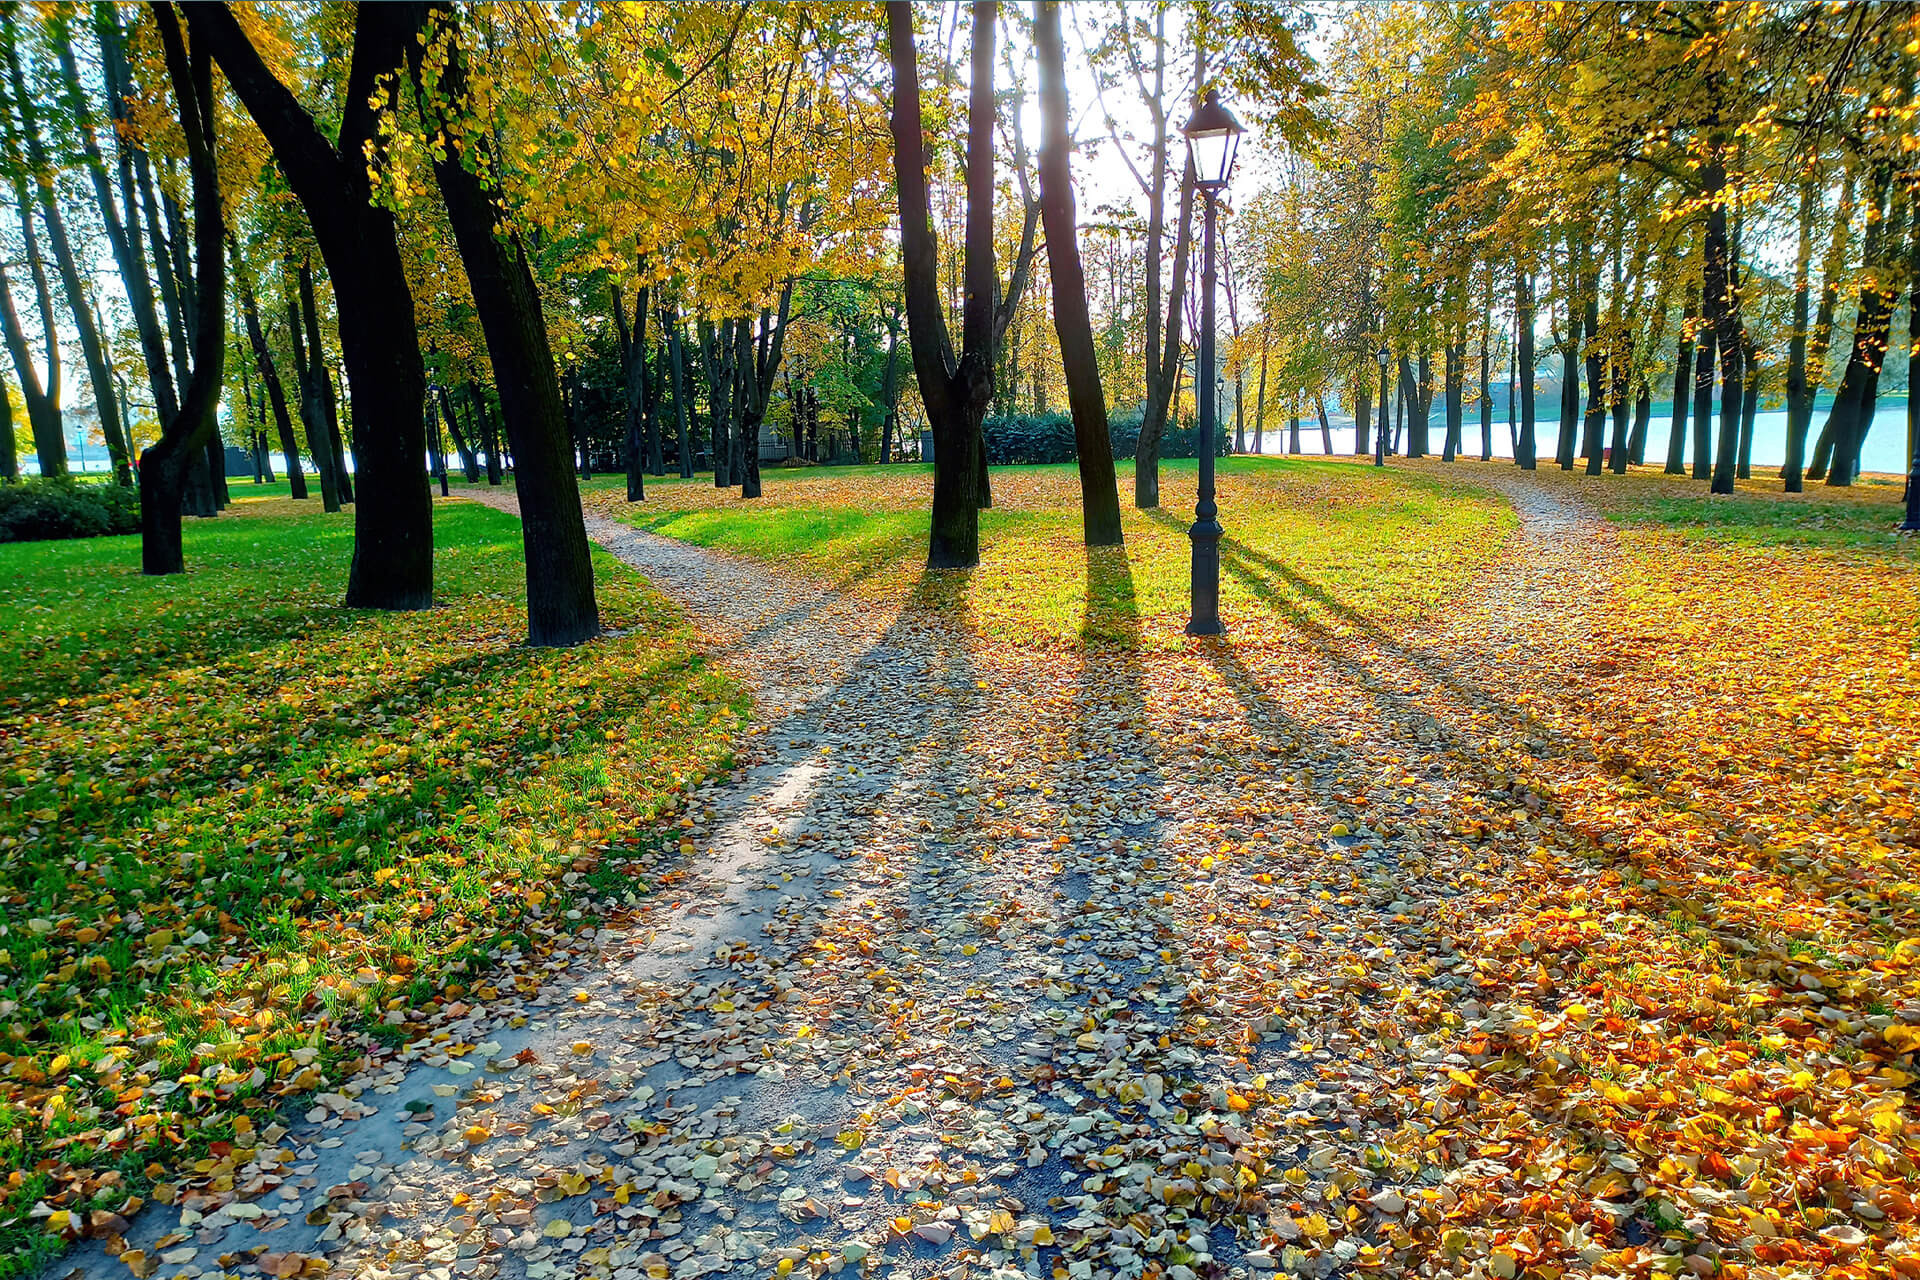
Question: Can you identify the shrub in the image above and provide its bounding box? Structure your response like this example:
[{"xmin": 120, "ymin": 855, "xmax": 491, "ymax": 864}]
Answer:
[{"xmin": 0, "ymin": 477, "xmax": 142, "ymax": 543}]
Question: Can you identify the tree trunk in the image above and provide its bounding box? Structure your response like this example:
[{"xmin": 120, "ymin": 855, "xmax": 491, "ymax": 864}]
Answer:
[
  {"xmin": 734, "ymin": 285, "xmax": 795, "ymax": 500},
  {"xmin": 139, "ymin": 5, "xmax": 224, "ymax": 575},
  {"xmin": 1252, "ymin": 331, "xmax": 1268, "ymax": 454},
  {"xmin": 879, "ymin": 303, "xmax": 903, "ymax": 461},
  {"xmin": 1034, "ymin": 0, "xmax": 1121, "ymax": 546},
  {"xmin": 1442, "ymin": 333, "xmax": 1463, "ymax": 462},
  {"xmin": 436, "ymin": 383, "xmax": 479, "ymax": 481},
  {"xmin": 1479, "ymin": 278, "xmax": 1493, "ymax": 461},
  {"xmin": 1709, "ymin": 171, "xmax": 1747, "ymax": 496},
  {"xmin": 1517, "ymin": 268, "xmax": 1537, "ymax": 469},
  {"xmin": 7, "ymin": 20, "xmax": 127, "ymax": 483},
  {"xmin": 75, "ymin": 8, "xmax": 178, "ymax": 438},
  {"xmin": 298, "ymin": 262, "xmax": 354, "ymax": 504},
  {"xmin": 1665, "ymin": 284, "xmax": 1696, "ymax": 474},
  {"xmin": 613, "ymin": 279, "xmax": 647, "ymax": 502},
  {"xmin": 187, "ymin": 1, "xmax": 433, "ymax": 610},
  {"xmin": 702, "ymin": 318, "xmax": 732, "ymax": 488},
  {"xmin": 1555, "ymin": 279, "xmax": 1581, "ymax": 468},
  {"xmin": 664, "ymin": 305, "xmax": 693, "ymax": 478},
  {"xmin": 468, "ymin": 382, "xmax": 504, "ymax": 483},
  {"xmin": 1737, "ymin": 333, "xmax": 1759, "ymax": 480},
  {"xmin": 888, "ymin": 0, "xmax": 996, "ymax": 566},
  {"xmin": 1822, "ymin": 172, "xmax": 1902, "ymax": 488},
  {"xmin": 0, "ymin": 373, "xmax": 16, "ymax": 480},
  {"xmin": 284, "ymin": 273, "xmax": 341, "ymax": 512},
  {"xmin": 1581, "ymin": 250, "xmax": 1606, "ymax": 475},
  {"xmin": 414, "ymin": 4, "xmax": 599, "ymax": 645},
  {"xmin": 1791, "ymin": 176, "xmax": 1854, "ymax": 490},
  {"xmin": 234, "ymin": 252, "xmax": 308, "ymax": 499},
  {"xmin": 1316, "ymin": 394, "xmax": 1333, "ymax": 454}
]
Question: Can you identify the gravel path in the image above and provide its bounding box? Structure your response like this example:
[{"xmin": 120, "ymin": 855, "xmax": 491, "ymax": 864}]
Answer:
[{"xmin": 61, "ymin": 475, "xmax": 1614, "ymax": 1280}]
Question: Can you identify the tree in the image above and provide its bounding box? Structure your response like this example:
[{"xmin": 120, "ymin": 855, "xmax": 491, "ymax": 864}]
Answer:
[
  {"xmin": 1034, "ymin": 0, "xmax": 1121, "ymax": 547},
  {"xmin": 411, "ymin": 3, "xmax": 600, "ymax": 647},
  {"xmin": 888, "ymin": 0, "xmax": 997, "ymax": 569},
  {"xmin": 136, "ymin": 2, "xmax": 222, "ymax": 575},
  {"xmin": 185, "ymin": 3, "xmax": 433, "ymax": 610}
]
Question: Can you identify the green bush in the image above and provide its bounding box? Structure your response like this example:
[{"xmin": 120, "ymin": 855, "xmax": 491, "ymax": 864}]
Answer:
[
  {"xmin": 981, "ymin": 408, "xmax": 1225, "ymax": 466},
  {"xmin": 0, "ymin": 476, "xmax": 141, "ymax": 543}
]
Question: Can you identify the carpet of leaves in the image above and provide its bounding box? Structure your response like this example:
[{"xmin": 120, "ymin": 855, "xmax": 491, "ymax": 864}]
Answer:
[
  {"xmin": 1349, "ymin": 465, "xmax": 1920, "ymax": 1280},
  {"xmin": 0, "ymin": 497, "xmax": 745, "ymax": 1274}
]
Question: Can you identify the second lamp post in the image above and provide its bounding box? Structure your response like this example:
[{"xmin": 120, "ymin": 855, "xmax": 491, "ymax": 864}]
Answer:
[{"xmin": 1182, "ymin": 89, "xmax": 1243, "ymax": 638}]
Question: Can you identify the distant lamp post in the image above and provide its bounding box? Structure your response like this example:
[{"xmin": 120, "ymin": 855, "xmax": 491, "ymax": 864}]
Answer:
[
  {"xmin": 1374, "ymin": 345, "xmax": 1390, "ymax": 468},
  {"xmin": 1182, "ymin": 88, "xmax": 1243, "ymax": 638}
]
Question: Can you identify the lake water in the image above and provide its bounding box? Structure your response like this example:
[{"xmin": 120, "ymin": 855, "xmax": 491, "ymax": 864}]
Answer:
[{"xmin": 1245, "ymin": 402, "xmax": 1914, "ymax": 476}]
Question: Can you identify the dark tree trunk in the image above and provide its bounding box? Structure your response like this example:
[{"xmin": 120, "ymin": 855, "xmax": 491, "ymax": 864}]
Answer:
[
  {"xmin": 664, "ymin": 305, "xmax": 693, "ymax": 478},
  {"xmin": 734, "ymin": 285, "xmax": 795, "ymax": 500},
  {"xmin": 888, "ymin": 0, "xmax": 996, "ymax": 566},
  {"xmin": 1737, "ymin": 334, "xmax": 1759, "ymax": 480},
  {"xmin": 234, "ymin": 253, "xmax": 307, "ymax": 499},
  {"xmin": 137, "ymin": 149, "xmax": 192, "ymax": 398},
  {"xmin": 1353, "ymin": 380, "xmax": 1372, "ymax": 460},
  {"xmin": 75, "ymin": 8, "xmax": 178, "ymax": 437},
  {"xmin": 1252, "ymin": 332, "xmax": 1268, "ymax": 454},
  {"xmin": 468, "ymin": 382, "xmax": 504, "ymax": 483},
  {"xmin": 1034, "ymin": 0, "xmax": 1121, "ymax": 546},
  {"xmin": 702, "ymin": 318, "xmax": 732, "ymax": 488},
  {"xmin": 1135, "ymin": 151, "xmax": 1197, "ymax": 503},
  {"xmin": 1316, "ymin": 394, "xmax": 1333, "ymax": 454},
  {"xmin": 0, "ymin": 373, "xmax": 16, "ymax": 480},
  {"xmin": 186, "ymin": 1, "xmax": 433, "ymax": 610},
  {"xmin": 1607, "ymin": 343, "xmax": 1631, "ymax": 474},
  {"xmin": 298, "ymin": 262, "xmax": 353, "ymax": 504},
  {"xmin": 139, "ymin": 4, "xmax": 224, "ymax": 576},
  {"xmin": 1409, "ymin": 351, "xmax": 1432, "ymax": 457},
  {"xmin": 1479, "ymin": 281, "xmax": 1493, "ymax": 461},
  {"xmin": 1790, "ymin": 176, "xmax": 1853, "ymax": 490},
  {"xmin": 1581, "ymin": 253, "xmax": 1606, "ymax": 475},
  {"xmin": 0, "ymin": 167, "xmax": 64, "ymax": 476},
  {"xmin": 1442, "ymin": 333, "xmax": 1463, "ymax": 462},
  {"xmin": 284, "ymin": 274, "xmax": 341, "ymax": 512},
  {"xmin": 1516, "ymin": 268, "xmax": 1537, "ymax": 469},
  {"xmin": 435, "ymin": 383, "xmax": 479, "ymax": 481},
  {"xmin": 1666, "ymin": 284, "xmax": 1696, "ymax": 475},
  {"xmin": 1709, "ymin": 172, "xmax": 1747, "ymax": 496},
  {"xmin": 1555, "ymin": 280, "xmax": 1581, "ymax": 468},
  {"xmin": 7, "ymin": 20, "xmax": 128, "ymax": 483},
  {"xmin": 1822, "ymin": 173, "xmax": 1902, "ymax": 488},
  {"xmin": 878, "ymin": 303, "xmax": 903, "ymax": 462},
  {"xmin": 613, "ymin": 280, "xmax": 648, "ymax": 502},
  {"xmin": 413, "ymin": 4, "xmax": 598, "ymax": 646}
]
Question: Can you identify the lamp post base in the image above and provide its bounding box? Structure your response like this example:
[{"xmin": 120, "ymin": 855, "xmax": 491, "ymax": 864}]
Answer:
[{"xmin": 1186, "ymin": 516, "xmax": 1225, "ymax": 636}]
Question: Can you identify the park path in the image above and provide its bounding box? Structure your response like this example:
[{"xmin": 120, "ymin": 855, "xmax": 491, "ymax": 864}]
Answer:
[{"xmin": 64, "ymin": 473, "xmax": 1615, "ymax": 1280}]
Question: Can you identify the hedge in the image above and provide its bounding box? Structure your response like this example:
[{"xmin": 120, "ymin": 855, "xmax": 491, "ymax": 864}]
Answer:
[
  {"xmin": 976, "ymin": 408, "xmax": 1226, "ymax": 467},
  {"xmin": 0, "ymin": 477, "xmax": 142, "ymax": 543}
]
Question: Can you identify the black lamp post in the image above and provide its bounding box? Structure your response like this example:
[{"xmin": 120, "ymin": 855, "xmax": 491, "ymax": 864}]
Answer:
[
  {"xmin": 1374, "ymin": 345, "xmax": 1390, "ymax": 468},
  {"xmin": 1182, "ymin": 88, "xmax": 1243, "ymax": 638}
]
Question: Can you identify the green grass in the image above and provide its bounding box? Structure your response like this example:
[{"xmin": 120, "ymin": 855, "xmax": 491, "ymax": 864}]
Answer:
[
  {"xmin": 1527, "ymin": 466, "xmax": 1918, "ymax": 555},
  {"xmin": 580, "ymin": 457, "xmax": 1520, "ymax": 648},
  {"xmin": 0, "ymin": 494, "xmax": 744, "ymax": 1272}
]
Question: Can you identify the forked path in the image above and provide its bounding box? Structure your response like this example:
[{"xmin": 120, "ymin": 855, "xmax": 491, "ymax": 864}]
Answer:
[{"xmin": 65, "ymin": 475, "xmax": 1613, "ymax": 1280}]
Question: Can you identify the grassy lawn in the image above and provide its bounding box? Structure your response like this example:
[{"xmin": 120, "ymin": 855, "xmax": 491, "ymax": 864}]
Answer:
[
  {"xmin": 576, "ymin": 457, "xmax": 1520, "ymax": 648},
  {"xmin": 1524, "ymin": 462, "xmax": 1914, "ymax": 553},
  {"xmin": 0, "ymin": 491, "xmax": 744, "ymax": 1274}
]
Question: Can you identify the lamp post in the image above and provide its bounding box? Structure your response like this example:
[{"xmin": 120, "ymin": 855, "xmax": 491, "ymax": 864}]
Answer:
[
  {"xmin": 1374, "ymin": 345, "xmax": 1389, "ymax": 468},
  {"xmin": 1182, "ymin": 88, "xmax": 1243, "ymax": 638}
]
